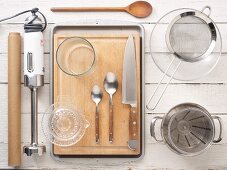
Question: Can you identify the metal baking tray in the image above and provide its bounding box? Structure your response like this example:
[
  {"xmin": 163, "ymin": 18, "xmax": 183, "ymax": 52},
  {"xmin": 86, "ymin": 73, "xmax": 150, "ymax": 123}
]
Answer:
[{"xmin": 50, "ymin": 20, "xmax": 145, "ymax": 161}]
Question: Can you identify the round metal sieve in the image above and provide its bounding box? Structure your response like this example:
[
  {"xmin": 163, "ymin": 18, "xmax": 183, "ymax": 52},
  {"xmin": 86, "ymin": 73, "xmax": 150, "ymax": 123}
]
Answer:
[
  {"xmin": 146, "ymin": 6, "xmax": 222, "ymax": 110},
  {"xmin": 165, "ymin": 9, "xmax": 216, "ymax": 62}
]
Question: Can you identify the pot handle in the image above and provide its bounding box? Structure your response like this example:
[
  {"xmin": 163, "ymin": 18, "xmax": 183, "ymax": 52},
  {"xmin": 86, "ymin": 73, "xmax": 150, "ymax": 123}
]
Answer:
[
  {"xmin": 150, "ymin": 116, "xmax": 164, "ymax": 142},
  {"xmin": 212, "ymin": 116, "xmax": 222, "ymax": 143},
  {"xmin": 201, "ymin": 6, "xmax": 211, "ymax": 17}
]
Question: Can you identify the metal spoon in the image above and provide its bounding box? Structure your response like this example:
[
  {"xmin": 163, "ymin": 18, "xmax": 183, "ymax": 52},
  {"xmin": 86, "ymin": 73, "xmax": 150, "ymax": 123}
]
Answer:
[
  {"xmin": 104, "ymin": 72, "xmax": 118, "ymax": 143},
  {"xmin": 91, "ymin": 85, "xmax": 103, "ymax": 144}
]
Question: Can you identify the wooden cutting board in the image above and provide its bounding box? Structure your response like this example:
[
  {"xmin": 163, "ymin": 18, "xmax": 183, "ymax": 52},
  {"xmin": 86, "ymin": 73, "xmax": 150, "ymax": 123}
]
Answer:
[{"xmin": 53, "ymin": 34, "xmax": 141, "ymax": 156}]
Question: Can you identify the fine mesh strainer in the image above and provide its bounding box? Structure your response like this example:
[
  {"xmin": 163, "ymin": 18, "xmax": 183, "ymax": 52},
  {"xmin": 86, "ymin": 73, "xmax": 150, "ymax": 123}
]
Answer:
[
  {"xmin": 146, "ymin": 6, "xmax": 222, "ymax": 110},
  {"xmin": 165, "ymin": 7, "xmax": 216, "ymax": 62},
  {"xmin": 150, "ymin": 103, "xmax": 222, "ymax": 156}
]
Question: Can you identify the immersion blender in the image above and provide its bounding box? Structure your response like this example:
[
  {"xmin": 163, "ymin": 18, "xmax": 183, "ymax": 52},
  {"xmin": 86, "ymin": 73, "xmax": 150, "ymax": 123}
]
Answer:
[
  {"xmin": 23, "ymin": 8, "xmax": 47, "ymax": 156},
  {"xmin": 0, "ymin": 8, "xmax": 47, "ymax": 156}
]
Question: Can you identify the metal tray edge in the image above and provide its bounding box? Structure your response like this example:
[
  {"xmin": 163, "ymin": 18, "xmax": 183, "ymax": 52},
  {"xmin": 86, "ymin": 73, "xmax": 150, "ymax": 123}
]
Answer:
[{"xmin": 49, "ymin": 19, "xmax": 145, "ymax": 162}]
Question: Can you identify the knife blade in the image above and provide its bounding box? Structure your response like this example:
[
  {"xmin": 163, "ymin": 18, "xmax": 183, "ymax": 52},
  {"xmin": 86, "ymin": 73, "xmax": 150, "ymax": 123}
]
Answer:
[{"xmin": 122, "ymin": 35, "xmax": 138, "ymax": 150}]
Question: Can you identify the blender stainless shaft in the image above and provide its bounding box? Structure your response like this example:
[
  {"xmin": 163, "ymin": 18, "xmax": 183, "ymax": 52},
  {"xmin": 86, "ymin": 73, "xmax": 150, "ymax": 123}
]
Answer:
[
  {"xmin": 31, "ymin": 87, "xmax": 38, "ymax": 145},
  {"xmin": 24, "ymin": 86, "xmax": 46, "ymax": 156}
]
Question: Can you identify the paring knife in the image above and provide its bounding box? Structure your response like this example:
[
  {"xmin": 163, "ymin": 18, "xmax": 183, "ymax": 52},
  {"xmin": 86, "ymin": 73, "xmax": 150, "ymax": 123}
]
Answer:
[{"xmin": 122, "ymin": 35, "xmax": 138, "ymax": 150}]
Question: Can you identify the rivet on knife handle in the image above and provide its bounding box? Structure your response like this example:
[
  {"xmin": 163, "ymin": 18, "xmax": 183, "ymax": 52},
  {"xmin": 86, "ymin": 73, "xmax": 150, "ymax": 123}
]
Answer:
[{"xmin": 128, "ymin": 107, "xmax": 138, "ymax": 150}]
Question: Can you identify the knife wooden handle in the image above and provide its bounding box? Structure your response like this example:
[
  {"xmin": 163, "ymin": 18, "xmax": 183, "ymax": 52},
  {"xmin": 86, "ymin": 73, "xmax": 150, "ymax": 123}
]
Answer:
[
  {"xmin": 95, "ymin": 107, "xmax": 99, "ymax": 144},
  {"xmin": 109, "ymin": 103, "xmax": 113, "ymax": 143},
  {"xmin": 129, "ymin": 107, "xmax": 138, "ymax": 140}
]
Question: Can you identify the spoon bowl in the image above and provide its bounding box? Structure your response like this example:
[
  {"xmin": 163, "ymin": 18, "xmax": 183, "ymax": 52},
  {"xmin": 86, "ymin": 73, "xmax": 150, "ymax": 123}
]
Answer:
[
  {"xmin": 126, "ymin": 1, "xmax": 153, "ymax": 18},
  {"xmin": 91, "ymin": 85, "xmax": 103, "ymax": 143},
  {"xmin": 91, "ymin": 85, "xmax": 103, "ymax": 105},
  {"xmin": 104, "ymin": 72, "xmax": 118, "ymax": 97}
]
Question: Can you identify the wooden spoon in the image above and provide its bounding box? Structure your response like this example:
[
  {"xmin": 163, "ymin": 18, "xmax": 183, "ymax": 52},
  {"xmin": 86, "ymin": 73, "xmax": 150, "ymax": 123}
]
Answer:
[{"xmin": 51, "ymin": 1, "xmax": 152, "ymax": 18}]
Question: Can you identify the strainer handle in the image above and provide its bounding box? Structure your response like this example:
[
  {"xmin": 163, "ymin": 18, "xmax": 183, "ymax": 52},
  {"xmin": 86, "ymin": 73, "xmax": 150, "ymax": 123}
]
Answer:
[
  {"xmin": 146, "ymin": 58, "xmax": 181, "ymax": 111},
  {"xmin": 150, "ymin": 116, "xmax": 164, "ymax": 142},
  {"xmin": 212, "ymin": 116, "xmax": 222, "ymax": 143},
  {"xmin": 201, "ymin": 6, "xmax": 211, "ymax": 17}
]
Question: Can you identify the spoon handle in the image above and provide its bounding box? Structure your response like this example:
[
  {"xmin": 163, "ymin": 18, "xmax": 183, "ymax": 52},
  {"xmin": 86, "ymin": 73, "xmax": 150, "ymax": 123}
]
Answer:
[
  {"xmin": 109, "ymin": 102, "xmax": 113, "ymax": 143},
  {"xmin": 95, "ymin": 106, "xmax": 99, "ymax": 144},
  {"xmin": 51, "ymin": 7, "xmax": 125, "ymax": 12}
]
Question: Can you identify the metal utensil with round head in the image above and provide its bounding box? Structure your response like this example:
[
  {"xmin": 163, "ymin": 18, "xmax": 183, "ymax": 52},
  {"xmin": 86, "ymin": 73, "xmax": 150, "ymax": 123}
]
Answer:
[
  {"xmin": 104, "ymin": 72, "xmax": 118, "ymax": 143},
  {"xmin": 91, "ymin": 85, "xmax": 103, "ymax": 143}
]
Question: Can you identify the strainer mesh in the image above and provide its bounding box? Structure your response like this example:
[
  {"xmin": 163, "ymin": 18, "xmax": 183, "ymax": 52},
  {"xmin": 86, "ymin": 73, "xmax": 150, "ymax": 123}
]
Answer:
[{"xmin": 168, "ymin": 15, "xmax": 212, "ymax": 61}]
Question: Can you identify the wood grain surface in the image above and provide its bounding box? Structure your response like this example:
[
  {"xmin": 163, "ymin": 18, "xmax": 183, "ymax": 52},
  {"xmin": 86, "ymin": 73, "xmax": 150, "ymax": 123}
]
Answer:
[{"xmin": 53, "ymin": 34, "xmax": 141, "ymax": 155}]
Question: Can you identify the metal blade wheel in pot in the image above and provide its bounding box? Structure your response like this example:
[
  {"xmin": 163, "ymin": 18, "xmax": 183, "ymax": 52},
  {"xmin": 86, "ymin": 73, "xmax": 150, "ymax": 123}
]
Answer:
[{"xmin": 150, "ymin": 103, "xmax": 222, "ymax": 156}]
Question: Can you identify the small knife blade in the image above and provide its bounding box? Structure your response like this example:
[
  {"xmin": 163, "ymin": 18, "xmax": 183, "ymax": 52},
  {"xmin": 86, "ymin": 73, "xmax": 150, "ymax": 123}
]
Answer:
[{"xmin": 122, "ymin": 35, "xmax": 138, "ymax": 150}]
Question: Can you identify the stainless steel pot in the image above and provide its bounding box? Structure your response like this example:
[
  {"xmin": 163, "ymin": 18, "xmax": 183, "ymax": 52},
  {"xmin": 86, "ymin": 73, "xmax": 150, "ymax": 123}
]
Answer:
[{"xmin": 150, "ymin": 103, "xmax": 222, "ymax": 156}]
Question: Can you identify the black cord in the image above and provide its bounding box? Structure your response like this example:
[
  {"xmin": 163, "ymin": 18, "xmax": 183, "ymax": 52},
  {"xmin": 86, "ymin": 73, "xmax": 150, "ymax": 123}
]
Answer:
[
  {"xmin": 37, "ymin": 11, "xmax": 47, "ymax": 32},
  {"xmin": 0, "ymin": 10, "xmax": 31, "ymax": 22},
  {"xmin": 0, "ymin": 8, "xmax": 47, "ymax": 32}
]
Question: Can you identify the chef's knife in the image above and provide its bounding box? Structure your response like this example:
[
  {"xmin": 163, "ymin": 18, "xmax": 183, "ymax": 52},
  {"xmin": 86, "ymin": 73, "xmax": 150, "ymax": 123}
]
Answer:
[{"xmin": 122, "ymin": 35, "xmax": 138, "ymax": 150}]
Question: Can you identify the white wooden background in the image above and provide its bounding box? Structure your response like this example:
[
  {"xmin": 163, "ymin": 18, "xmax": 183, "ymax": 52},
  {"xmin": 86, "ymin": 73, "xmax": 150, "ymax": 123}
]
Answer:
[{"xmin": 1, "ymin": 0, "xmax": 227, "ymax": 169}]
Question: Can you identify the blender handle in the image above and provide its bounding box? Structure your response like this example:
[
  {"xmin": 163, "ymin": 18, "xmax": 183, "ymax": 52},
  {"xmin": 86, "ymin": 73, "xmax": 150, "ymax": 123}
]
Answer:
[
  {"xmin": 212, "ymin": 116, "xmax": 222, "ymax": 143},
  {"xmin": 150, "ymin": 116, "xmax": 164, "ymax": 142}
]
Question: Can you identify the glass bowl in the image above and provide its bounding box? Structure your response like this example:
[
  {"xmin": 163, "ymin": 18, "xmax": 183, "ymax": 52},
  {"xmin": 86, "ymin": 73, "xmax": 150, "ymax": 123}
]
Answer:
[{"xmin": 56, "ymin": 37, "xmax": 96, "ymax": 77}]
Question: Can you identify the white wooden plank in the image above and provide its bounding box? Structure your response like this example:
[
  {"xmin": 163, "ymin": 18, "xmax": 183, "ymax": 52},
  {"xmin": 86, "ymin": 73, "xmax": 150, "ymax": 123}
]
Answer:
[
  {"xmin": 0, "ymin": 114, "xmax": 46, "ymax": 144},
  {"xmin": 0, "ymin": 54, "xmax": 50, "ymax": 83},
  {"xmin": 0, "ymin": 84, "xmax": 50, "ymax": 115},
  {"xmin": 2, "ymin": 113, "xmax": 226, "ymax": 144},
  {"xmin": 1, "ymin": 142, "xmax": 227, "ymax": 169},
  {"xmin": 139, "ymin": 144, "xmax": 227, "ymax": 170},
  {"xmin": 145, "ymin": 53, "xmax": 227, "ymax": 84},
  {"xmin": 2, "ymin": 83, "xmax": 227, "ymax": 115},
  {"xmin": 0, "ymin": 24, "xmax": 50, "ymax": 54},
  {"xmin": 145, "ymin": 84, "xmax": 227, "ymax": 113},
  {"xmin": 1, "ymin": 52, "xmax": 227, "ymax": 84},
  {"xmin": 0, "ymin": 23, "xmax": 227, "ymax": 53},
  {"xmin": 1, "ymin": 0, "xmax": 227, "ymax": 23},
  {"xmin": 1, "ymin": 42, "xmax": 227, "ymax": 84}
]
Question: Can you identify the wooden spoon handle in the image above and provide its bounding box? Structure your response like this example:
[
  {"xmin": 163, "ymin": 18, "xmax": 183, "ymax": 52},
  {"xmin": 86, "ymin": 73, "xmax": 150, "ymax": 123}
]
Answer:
[
  {"xmin": 109, "ymin": 102, "xmax": 113, "ymax": 143},
  {"xmin": 95, "ymin": 106, "xmax": 99, "ymax": 144},
  {"xmin": 51, "ymin": 7, "xmax": 125, "ymax": 12}
]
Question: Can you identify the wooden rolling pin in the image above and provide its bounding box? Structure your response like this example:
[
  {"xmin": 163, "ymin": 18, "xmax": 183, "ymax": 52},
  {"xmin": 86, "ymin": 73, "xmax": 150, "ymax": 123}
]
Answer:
[{"xmin": 8, "ymin": 32, "xmax": 21, "ymax": 167}]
